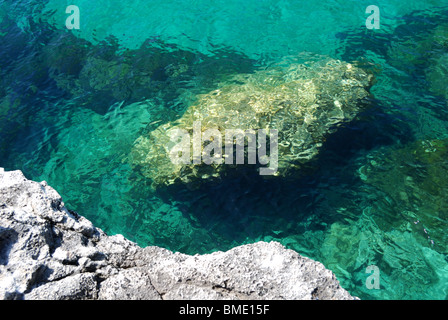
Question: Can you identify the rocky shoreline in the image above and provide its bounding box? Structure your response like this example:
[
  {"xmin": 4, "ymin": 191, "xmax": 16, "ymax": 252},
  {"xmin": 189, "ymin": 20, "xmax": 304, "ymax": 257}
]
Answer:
[{"xmin": 0, "ymin": 168, "xmax": 355, "ymax": 300}]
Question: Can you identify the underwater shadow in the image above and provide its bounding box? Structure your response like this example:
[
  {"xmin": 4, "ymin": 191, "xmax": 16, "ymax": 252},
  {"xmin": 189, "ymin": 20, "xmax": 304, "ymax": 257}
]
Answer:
[{"xmin": 153, "ymin": 96, "xmax": 416, "ymax": 254}]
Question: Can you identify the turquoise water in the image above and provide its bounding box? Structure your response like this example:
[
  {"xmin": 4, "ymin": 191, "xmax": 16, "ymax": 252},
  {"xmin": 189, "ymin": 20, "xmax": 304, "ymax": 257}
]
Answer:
[{"xmin": 1, "ymin": 0, "xmax": 448, "ymax": 299}]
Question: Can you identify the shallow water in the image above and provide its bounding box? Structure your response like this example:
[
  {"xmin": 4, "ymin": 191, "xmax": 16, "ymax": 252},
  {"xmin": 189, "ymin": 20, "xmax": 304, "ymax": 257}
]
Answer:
[{"xmin": 1, "ymin": 0, "xmax": 448, "ymax": 299}]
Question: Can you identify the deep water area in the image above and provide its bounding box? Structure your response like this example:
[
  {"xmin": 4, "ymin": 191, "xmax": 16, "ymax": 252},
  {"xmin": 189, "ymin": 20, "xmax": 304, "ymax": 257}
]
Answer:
[{"xmin": 1, "ymin": 0, "xmax": 447, "ymax": 299}]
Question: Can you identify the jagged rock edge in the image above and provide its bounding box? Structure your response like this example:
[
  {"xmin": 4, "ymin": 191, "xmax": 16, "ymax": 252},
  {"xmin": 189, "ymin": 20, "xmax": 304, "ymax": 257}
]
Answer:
[{"xmin": 0, "ymin": 168, "xmax": 357, "ymax": 300}]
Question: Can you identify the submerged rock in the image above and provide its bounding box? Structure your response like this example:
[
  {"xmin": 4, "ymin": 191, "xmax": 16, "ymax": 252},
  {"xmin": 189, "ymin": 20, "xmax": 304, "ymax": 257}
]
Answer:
[
  {"xmin": 424, "ymin": 24, "xmax": 448, "ymax": 100},
  {"xmin": 426, "ymin": 52, "xmax": 448, "ymax": 100},
  {"xmin": 358, "ymin": 139, "xmax": 448, "ymax": 254},
  {"xmin": 387, "ymin": 23, "xmax": 448, "ymax": 101},
  {"xmin": 130, "ymin": 56, "xmax": 373, "ymax": 189},
  {"xmin": 0, "ymin": 168, "xmax": 355, "ymax": 300}
]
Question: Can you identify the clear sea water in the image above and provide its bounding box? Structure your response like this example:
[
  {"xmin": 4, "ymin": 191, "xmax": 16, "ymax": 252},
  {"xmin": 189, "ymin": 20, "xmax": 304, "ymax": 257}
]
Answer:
[{"xmin": 1, "ymin": 0, "xmax": 448, "ymax": 299}]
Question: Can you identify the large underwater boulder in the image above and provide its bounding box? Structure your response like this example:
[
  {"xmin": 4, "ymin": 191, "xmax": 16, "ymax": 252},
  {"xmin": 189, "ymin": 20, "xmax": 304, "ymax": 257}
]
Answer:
[{"xmin": 130, "ymin": 56, "xmax": 374, "ymax": 189}]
